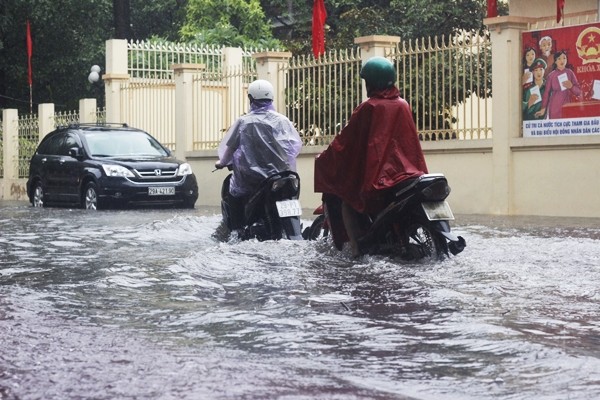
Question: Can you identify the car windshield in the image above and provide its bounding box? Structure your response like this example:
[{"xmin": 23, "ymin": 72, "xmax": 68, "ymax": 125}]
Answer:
[{"xmin": 85, "ymin": 130, "xmax": 169, "ymax": 157}]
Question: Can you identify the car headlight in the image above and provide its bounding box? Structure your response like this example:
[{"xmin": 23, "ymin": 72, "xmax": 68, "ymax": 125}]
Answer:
[
  {"xmin": 102, "ymin": 164, "xmax": 134, "ymax": 178},
  {"xmin": 177, "ymin": 163, "xmax": 193, "ymax": 176}
]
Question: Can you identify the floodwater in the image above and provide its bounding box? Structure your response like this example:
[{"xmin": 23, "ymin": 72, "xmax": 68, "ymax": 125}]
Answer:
[{"xmin": 0, "ymin": 201, "xmax": 599, "ymax": 400}]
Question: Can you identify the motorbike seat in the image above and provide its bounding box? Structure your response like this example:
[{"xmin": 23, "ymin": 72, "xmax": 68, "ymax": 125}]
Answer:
[{"xmin": 393, "ymin": 173, "xmax": 446, "ymax": 198}]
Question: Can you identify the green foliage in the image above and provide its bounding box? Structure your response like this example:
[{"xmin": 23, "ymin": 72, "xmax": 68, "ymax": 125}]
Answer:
[
  {"xmin": 0, "ymin": 0, "xmax": 112, "ymax": 113},
  {"xmin": 130, "ymin": 0, "xmax": 188, "ymax": 41},
  {"xmin": 181, "ymin": 0, "xmax": 281, "ymax": 49},
  {"xmin": 260, "ymin": 0, "xmax": 504, "ymax": 53}
]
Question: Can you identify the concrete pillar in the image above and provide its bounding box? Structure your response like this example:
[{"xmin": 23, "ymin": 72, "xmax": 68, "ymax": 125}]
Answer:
[
  {"xmin": 252, "ymin": 51, "xmax": 293, "ymax": 114},
  {"xmin": 2, "ymin": 109, "xmax": 19, "ymax": 199},
  {"xmin": 173, "ymin": 63, "xmax": 205, "ymax": 160},
  {"xmin": 485, "ymin": 16, "xmax": 532, "ymax": 214},
  {"xmin": 354, "ymin": 35, "xmax": 401, "ymax": 100},
  {"xmin": 223, "ymin": 47, "xmax": 245, "ymax": 122},
  {"xmin": 79, "ymin": 98, "xmax": 98, "ymax": 124},
  {"xmin": 103, "ymin": 39, "xmax": 129, "ymax": 124},
  {"xmin": 38, "ymin": 103, "xmax": 55, "ymax": 142}
]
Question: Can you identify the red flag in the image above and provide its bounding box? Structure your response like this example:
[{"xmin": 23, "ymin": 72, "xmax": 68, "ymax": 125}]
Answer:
[
  {"xmin": 312, "ymin": 0, "xmax": 327, "ymax": 58},
  {"xmin": 26, "ymin": 20, "xmax": 33, "ymax": 86},
  {"xmin": 557, "ymin": 0, "xmax": 565, "ymax": 23},
  {"xmin": 487, "ymin": 0, "xmax": 498, "ymax": 18}
]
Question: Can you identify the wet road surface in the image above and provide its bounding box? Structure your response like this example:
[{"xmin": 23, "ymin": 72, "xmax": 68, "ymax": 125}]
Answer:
[{"xmin": 1, "ymin": 201, "xmax": 599, "ymax": 399}]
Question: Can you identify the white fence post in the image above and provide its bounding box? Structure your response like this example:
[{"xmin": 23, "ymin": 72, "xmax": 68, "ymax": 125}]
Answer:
[
  {"xmin": 1, "ymin": 109, "xmax": 19, "ymax": 199},
  {"xmin": 173, "ymin": 63, "xmax": 205, "ymax": 160},
  {"xmin": 354, "ymin": 35, "xmax": 401, "ymax": 101},
  {"xmin": 38, "ymin": 103, "xmax": 55, "ymax": 142},
  {"xmin": 104, "ymin": 39, "xmax": 129, "ymax": 123},
  {"xmin": 79, "ymin": 98, "xmax": 98, "ymax": 124},
  {"xmin": 252, "ymin": 51, "xmax": 292, "ymax": 115}
]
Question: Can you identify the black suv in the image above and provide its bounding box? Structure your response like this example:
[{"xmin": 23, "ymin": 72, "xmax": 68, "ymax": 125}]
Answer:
[{"xmin": 26, "ymin": 123, "xmax": 198, "ymax": 209}]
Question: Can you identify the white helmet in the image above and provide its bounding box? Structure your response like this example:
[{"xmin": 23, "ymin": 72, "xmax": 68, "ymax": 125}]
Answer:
[{"xmin": 248, "ymin": 79, "xmax": 274, "ymax": 101}]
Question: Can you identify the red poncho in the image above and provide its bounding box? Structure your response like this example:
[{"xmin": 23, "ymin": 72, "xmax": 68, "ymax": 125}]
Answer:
[{"xmin": 314, "ymin": 86, "xmax": 428, "ymax": 213}]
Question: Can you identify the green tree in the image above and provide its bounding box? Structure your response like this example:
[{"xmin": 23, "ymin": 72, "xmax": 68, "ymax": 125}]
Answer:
[
  {"xmin": 260, "ymin": 0, "xmax": 507, "ymax": 54},
  {"xmin": 0, "ymin": 0, "xmax": 190, "ymax": 113},
  {"xmin": 129, "ymin": 0, "xmax": 188, "ymax": 42},
  {"xmin": 0, "ymin": 0, "xmax": 112, "ymax": 112},
  {"xmin": 181, "ymin": 0, "xmax": 280, "ymax": 49}
]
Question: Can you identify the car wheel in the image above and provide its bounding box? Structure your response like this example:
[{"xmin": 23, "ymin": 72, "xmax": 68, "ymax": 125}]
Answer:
[
  {"xmin": 32, "ymin": 181, "xmax": 45, "ymax": 208},
  {"xmin": 82, "ymin": 182, "xmax": 101, "ymax": 210},
  {"xmin": 183, "ymin": 197, "xmax": 196, "ymax": 209}
]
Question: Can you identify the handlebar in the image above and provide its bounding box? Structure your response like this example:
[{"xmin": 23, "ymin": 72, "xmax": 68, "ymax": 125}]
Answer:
[{"xmin": 213, "ymin": 163, "xmax": 233, "ymax": 172}]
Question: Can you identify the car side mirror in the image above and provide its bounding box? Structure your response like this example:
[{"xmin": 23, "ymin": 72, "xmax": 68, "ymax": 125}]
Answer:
[{"xmin": 69, "ymin": 147, "xmax": 83, "ymax": 159}]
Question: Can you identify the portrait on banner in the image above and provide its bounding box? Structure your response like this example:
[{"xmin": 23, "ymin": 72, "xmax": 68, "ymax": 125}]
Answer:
[{"xmin": 522, "ymin": 22, "xmax": 600, "ymax": 137}]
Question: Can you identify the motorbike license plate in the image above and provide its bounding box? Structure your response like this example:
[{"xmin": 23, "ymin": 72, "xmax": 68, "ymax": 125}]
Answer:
[
  {"xmin": 276, "ymin": 199, "xmax": 302, "ymax": 218},
  {"xmin": 148, "ymin": 186, "xmax": 175, "ymax": 196},
  {"xmin": 422, "ymin": 201, "xmax": 455, "ymax": 221}
]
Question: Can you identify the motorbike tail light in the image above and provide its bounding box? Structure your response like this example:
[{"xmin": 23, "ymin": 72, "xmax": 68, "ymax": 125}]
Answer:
[
  {"xmin": 271, "ymin": 176, "xmax": 299, "ymax": 192},
  {"xmin": 421, "ymin": 180, "xmax": 451, "ymax": 200}
]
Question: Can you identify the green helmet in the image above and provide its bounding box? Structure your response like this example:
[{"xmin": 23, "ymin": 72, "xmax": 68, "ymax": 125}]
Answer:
[{"xmin": 360, "ymin": 56, "xmax": 396, "ymax": 90}]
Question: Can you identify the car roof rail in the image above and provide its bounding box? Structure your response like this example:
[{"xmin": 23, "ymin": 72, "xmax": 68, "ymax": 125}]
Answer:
[{"xmin": 61, "ymin": 122, "xmax": 130, "ymax": 129}]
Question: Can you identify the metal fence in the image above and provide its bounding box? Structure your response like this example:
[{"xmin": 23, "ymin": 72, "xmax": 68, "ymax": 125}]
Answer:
[
  {"xmin": 121, "ymin": 32, "xmax": 492, "ymax": 151},
  {"xmin": 9, "ymin": 108, "xmax": 108, "ymax": 178},
  {"xmin": 96, "ymin": 107, "xmax": 106, "ymax": 124},
  {"xmin": 192, "ymin": 66, "xmax": 257, "ymax": 150},
  {"xmin": 281, "ymin": 31, "xmax": 492, "ymax": 146},
  {"xmin": 286, "ymin": 48, "xmax": 363, "ymax": 146},
  {"xmin": 120, "ymin": 79, "xmax": 176, "ymax": 150},
  {"xmin": 17, "ymin": 114, "xmax": 39, "ymax": 178},
  {"xmin": 55, "ymin": 109, "xmax": 80, "ymax": 127},
  {"xmin": 128, "ymin": 40, "xmax": 224, "ymax": 79},
  {"xmin": 392, "ymin": 31, "xmax": 492, "ymax": 141},
  {"xmin": 4, "ymin": 31, "xmax": 492, "ymax": 177}
]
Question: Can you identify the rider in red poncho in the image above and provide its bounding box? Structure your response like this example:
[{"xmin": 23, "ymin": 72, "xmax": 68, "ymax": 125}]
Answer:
[{"xmin": 314, "ymin": 56, "xmax": 428, "ymax": 256}]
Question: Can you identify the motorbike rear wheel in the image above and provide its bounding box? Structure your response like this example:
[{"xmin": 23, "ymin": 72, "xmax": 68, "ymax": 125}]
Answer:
[
  {"xmin": 302, "ymin": 214, "xmax": 329, "ymax": 240},
  {"xmin": 404, "ymin": 221, "xmax": 446, "ymax": 260}
]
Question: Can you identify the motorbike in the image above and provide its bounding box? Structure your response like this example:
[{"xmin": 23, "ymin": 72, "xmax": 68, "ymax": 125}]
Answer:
[
  {"xmin": 303, "ymin": 173, "xmax": 466, "ymax": 260},
  {"xmin": 220, "ymin": 170, "xmax": 303, "ymax": 241}
]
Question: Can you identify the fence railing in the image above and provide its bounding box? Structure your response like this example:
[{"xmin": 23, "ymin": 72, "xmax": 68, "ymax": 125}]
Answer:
[
  {"xmin": 120, "ymin": 79, "xmax": 176, "ymax": 150},
  {"xmin": 192, "ymin": 66, "xmax": 257, "ymax": 150},
  {"xmin": 285, "ymin": 48, "xmax": 363, "ymax": 146},
  {"xmin": 17, "ymin": 114, "xmax": 39, "ymax": 178},
  {"xmin": 55, "ymin": 109, "xmax": 80, "ymax": 127},
  {"xmin": 391, "ymin": 31, "xmax": 492, "ymax": 141},
  {"xmin": 127, "ymin": 40, "xmax": 265, "ymax": 80},
  {"xmin": 281, "ymin": 31, "xmax": 492, "ymax": 146},
  {"xmin": 128, "ymin": 40, "xmax": 225, "ymax": 79},
  {"xmin": 3, "ymin": 107, "xmax": 104, "ymax": 179},
  {"xmin": 120, "ymin": 33, "xmax": 492, "ymax": 151},
  {"xmin": 96, "ymin": 107, "xmax": 106, "ymax": 124},
  {"xmin": 3, "ymin": 31, "xmax": 493, "ymax": 180}
]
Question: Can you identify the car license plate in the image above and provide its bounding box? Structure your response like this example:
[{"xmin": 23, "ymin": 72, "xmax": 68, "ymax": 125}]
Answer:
[
  {"xmin": 276, "ymin": 199, "xmax": 302, "ymax": 218},
  {"xmin": 422, "ymin": 201, "xmax": 454, "ymax": 221},
  {"xmin": 148, "ymin": 186, "xmax": 175, "ymax": 196}
]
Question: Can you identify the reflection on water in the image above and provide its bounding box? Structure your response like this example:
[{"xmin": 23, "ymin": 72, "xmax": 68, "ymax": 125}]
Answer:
[{"xmin": 1, "ymin": 202, "xmax": 599, "ymax": 399}]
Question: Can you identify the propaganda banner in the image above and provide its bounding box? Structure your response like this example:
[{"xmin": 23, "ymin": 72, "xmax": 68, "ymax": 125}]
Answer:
[{"xmin": 522, "ymin": 22, "xmax": 600, "ymax": 137}]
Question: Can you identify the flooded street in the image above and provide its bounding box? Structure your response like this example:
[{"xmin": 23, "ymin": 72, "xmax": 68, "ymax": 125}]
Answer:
[{"xmin": 1, "ymin": 201, "xmax": 599, "ymax": 400}]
